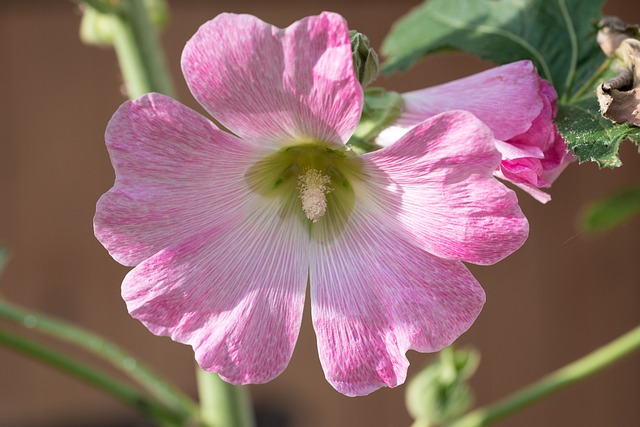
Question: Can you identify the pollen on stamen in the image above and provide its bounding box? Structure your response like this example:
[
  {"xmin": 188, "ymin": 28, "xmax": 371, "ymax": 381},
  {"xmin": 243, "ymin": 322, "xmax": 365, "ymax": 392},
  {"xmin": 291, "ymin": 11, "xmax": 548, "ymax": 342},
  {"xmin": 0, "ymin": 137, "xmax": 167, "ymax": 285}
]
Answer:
[{"xmin": 297, "ymin": 169, "xmax": 333, "ymax": 222}]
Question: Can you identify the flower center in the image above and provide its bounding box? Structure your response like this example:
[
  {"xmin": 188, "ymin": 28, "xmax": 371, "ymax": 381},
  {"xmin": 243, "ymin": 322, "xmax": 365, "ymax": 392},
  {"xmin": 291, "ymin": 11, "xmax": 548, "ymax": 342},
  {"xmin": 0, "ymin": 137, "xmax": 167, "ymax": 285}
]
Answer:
[
  {"xmin": 297, "ymin": 169, "xmax": 333, "ymax": 222},
  {"xmin": 245, "ymin": 142, "xmax": 364, "ymax": 238}
]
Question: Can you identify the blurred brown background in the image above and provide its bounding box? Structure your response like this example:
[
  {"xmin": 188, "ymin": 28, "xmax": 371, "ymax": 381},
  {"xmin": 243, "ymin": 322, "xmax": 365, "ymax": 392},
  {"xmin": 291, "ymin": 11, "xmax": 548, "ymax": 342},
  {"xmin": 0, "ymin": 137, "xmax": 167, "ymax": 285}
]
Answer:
[{"xmin": 1, "ymin": 1, "xmax": 639, "ymax": 426}]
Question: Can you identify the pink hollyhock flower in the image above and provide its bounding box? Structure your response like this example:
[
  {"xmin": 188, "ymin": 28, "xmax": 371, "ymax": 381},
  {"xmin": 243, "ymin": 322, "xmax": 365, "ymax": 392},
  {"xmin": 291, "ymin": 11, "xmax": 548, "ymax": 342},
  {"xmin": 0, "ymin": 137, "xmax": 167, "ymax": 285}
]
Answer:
[
  {"xmin": 376, "ymin": 61, "xmax": 575, "ymax": 203},
  {"xmin": 94, "ymin": 12, "xmax": 528, "ymax": 396}
]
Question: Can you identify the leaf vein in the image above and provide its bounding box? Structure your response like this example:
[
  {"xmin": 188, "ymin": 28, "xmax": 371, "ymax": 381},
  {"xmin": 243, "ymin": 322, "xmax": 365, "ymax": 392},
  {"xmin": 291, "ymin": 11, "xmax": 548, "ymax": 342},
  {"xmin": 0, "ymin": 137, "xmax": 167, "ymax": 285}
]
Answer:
[
  {"xmin": 430, "ymin": 9, "xmax": 554, "ymax": 85},
  {"xmin": 558, "ymin": 0, "xmax": 579, "ymax": 100}
]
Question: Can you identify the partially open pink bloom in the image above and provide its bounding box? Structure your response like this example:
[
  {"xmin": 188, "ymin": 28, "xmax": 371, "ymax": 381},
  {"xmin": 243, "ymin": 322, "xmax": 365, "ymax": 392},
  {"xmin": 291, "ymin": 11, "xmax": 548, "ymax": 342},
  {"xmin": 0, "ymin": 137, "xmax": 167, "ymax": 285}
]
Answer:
[
  {"xmin": 94, "ymin": 12, "xmax": 528, "ymax": 396},
  {"xmin": 376, "ymin": 61, "xmax": 575, "ymax": 203}
]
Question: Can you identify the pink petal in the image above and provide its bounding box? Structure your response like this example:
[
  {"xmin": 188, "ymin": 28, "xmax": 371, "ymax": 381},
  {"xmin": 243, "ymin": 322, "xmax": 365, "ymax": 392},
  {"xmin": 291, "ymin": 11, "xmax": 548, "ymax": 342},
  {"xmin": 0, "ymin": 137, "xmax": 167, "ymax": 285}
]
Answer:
[
  {"xmin": 499, "ymin": 158, "xmax": 546, "ymax": 187},
  {"xmin": 309, "ymin": 197, "xmax": 485, "ymax": 396},
  {"xmin": 122, "ymin": 195, "xmax": 308, "ymax": 384},
  {"xmin": 540, "ymin": 131, "xmax": 576, "ymax": 185},
  {"xmin": 496, "ymin": 174, "xmax": 552, "ymax": 204},
  {"xmin": 366, "ymin": 111, "xmax": 529, "ymax": 266},
  {"xmin": 507, "ymin": 79, "xmax": 556, "ymax": 150},
  {"xmin": 498, "ymin": 132, "xmax": 574, "ymax": 204},
  {"xmin": 494, "ymin": 139, "xmax": 544, "ymax": 160},
  {"xmin": 377, "ymin": 60, "xmax": 544, "ymax": 146},
  {"xmin": 181, "ymin": 12, "xmax": 362, "ymax": 145},
  {"xmin": 94, "ymin": 93, "xmax": 267, "ymax": 266}
]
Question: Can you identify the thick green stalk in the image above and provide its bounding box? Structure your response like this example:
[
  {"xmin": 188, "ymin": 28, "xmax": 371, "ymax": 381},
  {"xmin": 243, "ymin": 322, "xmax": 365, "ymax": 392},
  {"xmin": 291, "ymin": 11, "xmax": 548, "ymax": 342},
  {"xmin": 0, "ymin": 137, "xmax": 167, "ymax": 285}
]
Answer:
[
  {"xmin": 0, "ymin": 299, "xmax": 197, "ymax": 419},
  {"xmin": 196, "ymin": 369, "xmax": 256, "ymax": 427},
  {"xmin": 0, "ymin": 329, "xmax": 184, "ymax": 427},
  {"xmin": 446, "ymin": 325, "xmax": 640, "ymax": 427},
  {"xmin": 103, "ymin": 1, "xmax": 254, "ymax": 425},
  {"xmin": 109, "ymin": 0, "xmax": 174, "ymax": 98}
]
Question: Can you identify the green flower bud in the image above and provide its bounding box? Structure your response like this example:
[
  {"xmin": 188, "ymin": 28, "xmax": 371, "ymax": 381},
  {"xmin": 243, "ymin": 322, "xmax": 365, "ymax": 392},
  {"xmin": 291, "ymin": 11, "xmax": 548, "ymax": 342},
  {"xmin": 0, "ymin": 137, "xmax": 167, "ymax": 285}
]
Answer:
[{"xmin": 349, "ymin": 30, "xmax": 379, "ymax": 87}]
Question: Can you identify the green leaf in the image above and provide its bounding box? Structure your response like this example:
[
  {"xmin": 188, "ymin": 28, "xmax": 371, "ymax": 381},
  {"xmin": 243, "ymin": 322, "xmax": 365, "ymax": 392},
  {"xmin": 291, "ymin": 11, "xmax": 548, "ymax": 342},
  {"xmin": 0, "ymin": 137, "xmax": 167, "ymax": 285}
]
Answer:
[
  {"xmin": 556, "ymin": 98, "xmax": 640, "ymax": 168},
  {"xmin": 583, "ymin": 187, "xmax": 640, "ymax": 232},
  {"xmin": 406, "ymin": 347, "xmax": 480, "ymax": 426},
  {"xmin": 381, "ymin": 0, "xmax": 605, "ymax": 99}
]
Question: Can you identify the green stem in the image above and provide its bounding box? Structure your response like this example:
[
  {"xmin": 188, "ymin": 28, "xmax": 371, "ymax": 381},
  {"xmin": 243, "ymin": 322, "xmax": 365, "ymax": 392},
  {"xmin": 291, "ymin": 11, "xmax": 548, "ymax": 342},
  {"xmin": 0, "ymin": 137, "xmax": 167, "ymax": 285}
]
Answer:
[
  {"xmin": 103, "ymin": 3, "xmax": 256, "ymax": 425},
  {"xmin": 0, "ymin": 329, "xmax": 184, "ymax": 427},
  {"xmin": 0, "ymin": 298, "xmax": 197, "ymax": 420},
  {"xmin": 567, "ymin": 57, "xmax": 614, "ymax": 104},
  {"xmin": 446, "ymin": 325, "xmax": 640, "ymax": 427},
  {"xmin": 84, "ymin": 1, "xmax": 255, "ymax": 424},
  {"xmin": 196, "ymin": 368, "xmax": 256, "ymax": 427},
  {"xmin": 108, "ymin": 0, "xmax": 174, "ymax": 98},
  {"xmin": 558, "ymin": 0, "xmax": 578, "ymax": 104}
]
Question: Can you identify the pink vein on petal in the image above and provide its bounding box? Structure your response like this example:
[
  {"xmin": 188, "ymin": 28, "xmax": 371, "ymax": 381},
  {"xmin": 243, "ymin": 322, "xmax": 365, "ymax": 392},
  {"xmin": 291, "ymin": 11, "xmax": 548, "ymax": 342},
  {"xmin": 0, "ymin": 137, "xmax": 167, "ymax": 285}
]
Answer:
[
  {"xmin": 181, "ymin": 12, "xmax": 363, "ymax": 145},
  {"xmin": 94, "ymin": 93, "xmax": 267, "ymax": 266},
  {"xmin": 122, "ymin": 194, "xmax": 308, "ymax": 384},
  {"xmin": 377, "ymin": 60, "xmax": 543, "ymax": 145},
  {"xmin": 309, "ymin": 184, "xmax": 485, "ymax": 396},
  {"xmin": 365, "ymin": 111, "xmax": 529, "ymax": 266}
]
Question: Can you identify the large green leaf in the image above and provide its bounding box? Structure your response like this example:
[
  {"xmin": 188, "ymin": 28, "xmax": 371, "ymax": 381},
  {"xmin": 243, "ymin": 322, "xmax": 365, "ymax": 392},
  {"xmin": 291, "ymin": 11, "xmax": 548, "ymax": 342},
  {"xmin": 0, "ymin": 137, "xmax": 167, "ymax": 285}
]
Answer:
[
  {"xmin": 556, "ymin": 98, "xmax": 640, "ymax": 168},
  {"xmin": 381, "ymin": 0, "xmax": 605, "ymax": 99}
]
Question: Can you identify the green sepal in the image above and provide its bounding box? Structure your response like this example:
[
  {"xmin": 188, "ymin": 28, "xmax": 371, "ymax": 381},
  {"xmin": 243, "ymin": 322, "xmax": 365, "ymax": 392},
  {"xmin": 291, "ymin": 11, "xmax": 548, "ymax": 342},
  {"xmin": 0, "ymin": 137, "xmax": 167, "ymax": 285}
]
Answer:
[{"xmin": 347, "ymin": 88, "xmax": 403, "ymax": 154}]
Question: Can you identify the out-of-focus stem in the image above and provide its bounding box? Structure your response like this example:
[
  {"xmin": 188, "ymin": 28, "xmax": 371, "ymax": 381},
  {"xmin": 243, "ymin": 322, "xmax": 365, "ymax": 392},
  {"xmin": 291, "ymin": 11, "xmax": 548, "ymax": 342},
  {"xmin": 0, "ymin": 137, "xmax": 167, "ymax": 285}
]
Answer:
[
  {"xmin": 108, "ymin": 0, "xmax": 174, "ymax": 98},
  {"xmin": 0, "ymin": 298, "xmax": 198, "ymax": 420},
  {"xmin": 197, "ymin": 369, "xmax": 256, "ymax": 427},
  {"xmin": 446, "ymin": 325, "xmax": 640, "ymax": 427},
  {"xmin": 0, "ymin": 328, "xmax": 184, "ymax": 427}
]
